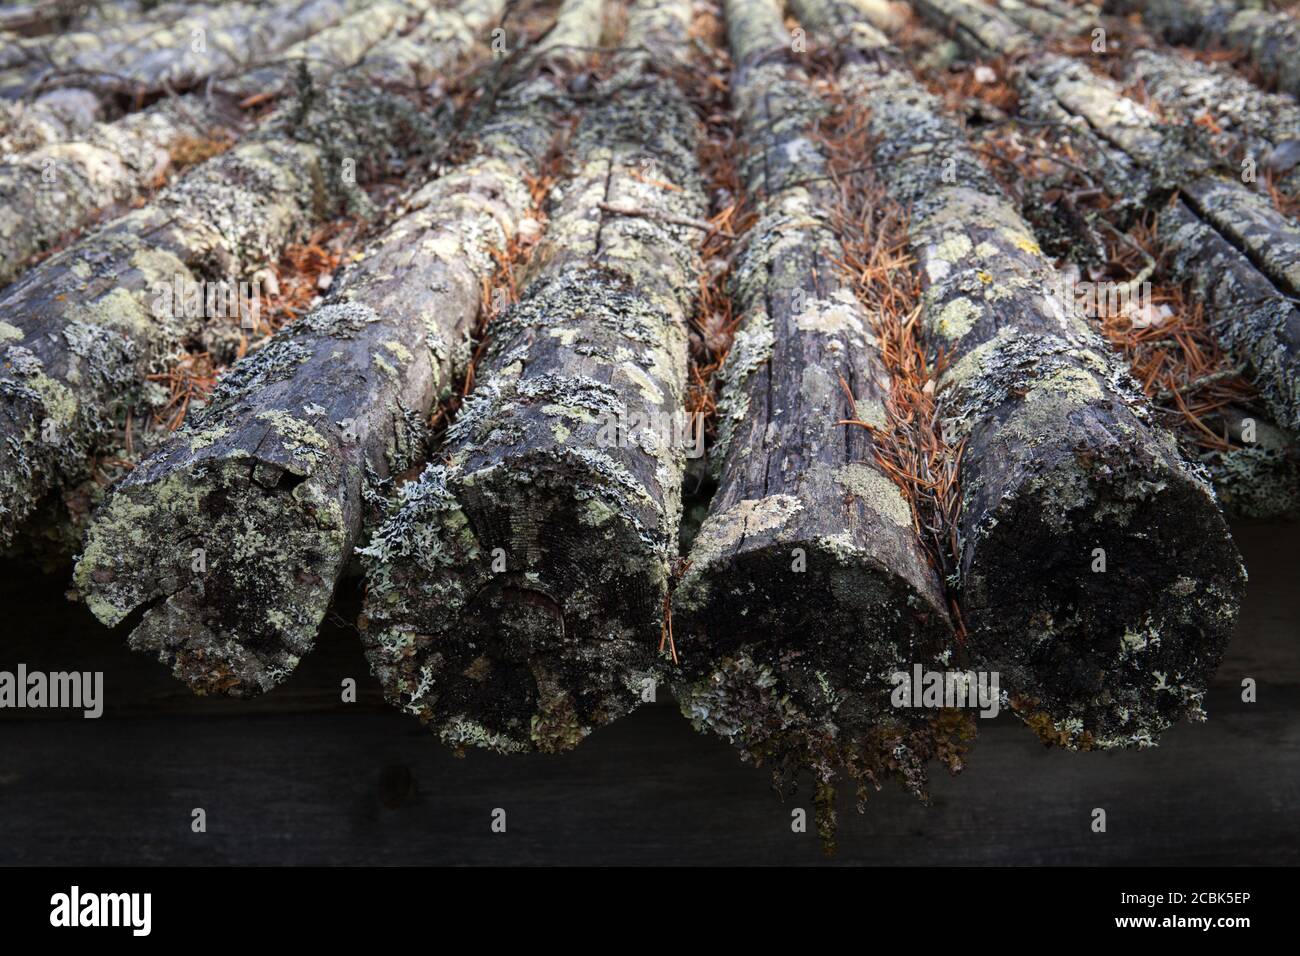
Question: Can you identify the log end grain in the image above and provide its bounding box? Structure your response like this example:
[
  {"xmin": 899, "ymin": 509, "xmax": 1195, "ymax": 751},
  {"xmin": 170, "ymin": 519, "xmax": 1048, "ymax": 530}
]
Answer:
[
  {"xmin": 74, "ymin": 414, "xmax": 352, "ymax": 698},
  {"xmin": 962, "ymin": 431, "xmax": 1247, "ymax": 750},
  {"xmin": 359, "ymin": 456, "xmax": 667, "ymax": 755}
]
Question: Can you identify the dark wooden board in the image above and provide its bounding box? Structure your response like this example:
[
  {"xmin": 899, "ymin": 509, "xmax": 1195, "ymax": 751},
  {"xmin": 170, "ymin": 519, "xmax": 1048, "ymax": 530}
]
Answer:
[{"xmin": 0, "ymin": 520, "xmax": 1295, "ymax": 865}]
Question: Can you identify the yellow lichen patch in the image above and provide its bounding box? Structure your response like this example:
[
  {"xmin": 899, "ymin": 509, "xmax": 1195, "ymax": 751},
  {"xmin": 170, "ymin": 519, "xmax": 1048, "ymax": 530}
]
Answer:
[
  {"xmin": 933, "ymin": 296, "xmax": 982, "ymax": 341},
  {"xmin": 690, "ymin": 494, "xmax": 803, "ymax": 563},
  {"xmin": 834, "ymin": 463, "xmax": 912, "ymax": 527},
  {"xmin": 0, "ymin": 321, "xmax": 23, "ymax": 342},
  {"xmin": 1026, "ymin": 366, "xmax": 1104, "ymax": 405}
]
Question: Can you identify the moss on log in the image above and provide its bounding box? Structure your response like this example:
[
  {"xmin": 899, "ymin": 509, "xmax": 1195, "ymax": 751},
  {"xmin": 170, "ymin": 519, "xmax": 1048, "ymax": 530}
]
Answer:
[
  {"xmin": 359, "ymin": 2, "xmax": 706, "ymax": 754},
  {"xmin": 74, "ymin": 81, "xmax": 549, "ymax": 698},
  {"xmin": 1123, "ymin": 47, "xmax": 1300, "ymax": 201},
  {"xmin": 671, "ymin": 0, "xmax": 959, "ymax": 810},
  {"xmin": 863, "ymin": 0, "xmax": 1247, "ymax": 749}
]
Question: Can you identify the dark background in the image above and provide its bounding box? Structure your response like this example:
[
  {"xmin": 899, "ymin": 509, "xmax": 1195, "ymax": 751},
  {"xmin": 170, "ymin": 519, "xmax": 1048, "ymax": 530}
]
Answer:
[{"xmin": 1, "ymin": 521, "xmax": 1295, "ymax": 866}]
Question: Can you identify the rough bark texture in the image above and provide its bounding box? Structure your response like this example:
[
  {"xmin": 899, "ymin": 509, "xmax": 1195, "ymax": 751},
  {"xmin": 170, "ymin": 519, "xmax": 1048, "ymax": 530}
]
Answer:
[
  {"xmin": 0, "ymin": 87, "xmax": 101, "ymax": 155},
  {"xmin": 0, "ymin": 79, "xmax": 443, "ymax": 549},
  {"xmin": 1201, "ymin": 404, "xmax": 1300, "ymax": 520},
  {"xmin": 359, "ymin": 1, "xmax": 707, "ymax": 755},
  {"xmin": 211, "ymin": 0, "xmax": 415, "ymax": 100},
  {"xmin": 74, "ymin": 78, "xmax": 547, "ymax": 697},
  {"xmin": 672, "ymin": 0, "xmax": 959, "ymax": 807},
  {"xmin": 1017, "ymin": 51, "xmax": 1300, "ymax": 435},
  {"xmin": 0, "ymin": 95, "xmax": 239, "ymax": 287},
  {"xmin": 0, "ymin": 2, "xmax": 265, "ymax": 97},
  {"xmin": 115, "ymin": 0, "xmax": 370, "ymax": 96},
  {"xmin": 353, "ymin": 0, "xmax": 505, "ymax": 88},
  {"xmin": 874, "ymin": 0, "xmax": 1247, "ymax": 749},
  {"xmin": 1110, "ymin": 0, "xmax": 1300, "ymax": 99},
  {"xmin": 990, "ymin": 0, "xmax": 1099, "ymax": 37},
  {"xmin": 1123, "ymin": 46, "xmax": 1300, "ymax": 200}
]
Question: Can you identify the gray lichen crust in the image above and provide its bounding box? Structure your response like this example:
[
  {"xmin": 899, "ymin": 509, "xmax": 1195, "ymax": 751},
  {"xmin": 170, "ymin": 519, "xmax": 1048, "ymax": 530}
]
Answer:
[
  {"xmin": 71, "ymin": 7, "xmax": 538, "ymax": 698},
  {"xmin": 672, "ymin": 0, "xmax": 957, "ymax": 804},
  {"xmin": 862, "ymin": 0, "xmax": 1247, "ymax": 748},
  {"xmin": 1112, "ymin": 0, "xmax": 1300, "ymax": 100},
  {"xmin": 360, "ymin": 18, "xmax": 705, "ymax": 753},
  {"xmin": 0, "ymin": 21, "xmax": 472, "ymax": 554}
]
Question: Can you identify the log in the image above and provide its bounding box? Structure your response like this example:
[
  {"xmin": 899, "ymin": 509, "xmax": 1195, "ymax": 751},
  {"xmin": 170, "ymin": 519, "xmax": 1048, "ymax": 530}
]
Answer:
[
  {"xmin": 1108, "ymin": 0, "xmax": 1300, "ymax": 99},
  {"xmin": 672, "ymin": 0, "xmax": 958, "ymax": 809},
  {"xmin": 0, "ymin": 2, "xmax": 265, "ymax": 97},
  {"xmin": 211, "ymin": 0, "xmax": 416, "ymax": 100},
  {"xmin": 0, "ymin": 86, "xmax": 101, "ymax": 156},
  {"xmin": 866, "ymin": 0, "xmax": 1247, "ymax": 748},
  {"xmin": 1158, "ymin": 197, "xmax": 1300, "ymax": 439},
  {"xmin": 73, "ymin": 76, "xmax": 548, "ymax": 698},
  {"xmin": 0, "ymin": 63, "xmax": 454, "ymax": 551},
  {"xmin": 359, "ymin": 0, "xmax": 705, "ymax": 754},
  {"xmin": 1122, "ymin": 47, "xmax": 1300, "ymax": 200},
  {"xmin": 1018, "ymin": 49, "xmax": 1300, "ymax": 436},
  {"xmin": 0, "ymin": 96, "xmax": 240, "ymax": 287},
  {"xmin": 1201, "ymin": 405, "xmax": 1300, "ymax": 520},
  {"xmin": 355, "ymin": 0, "xmax": 506, "ymax": 88},
  {"xmin": 116, "ymin": 0, "xmax": 371, "ymax": 97}
]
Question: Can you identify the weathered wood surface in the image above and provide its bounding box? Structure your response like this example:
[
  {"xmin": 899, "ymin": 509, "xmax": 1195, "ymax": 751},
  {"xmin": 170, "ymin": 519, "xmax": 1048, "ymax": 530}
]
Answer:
[
  {"xmin": 1109, "ymin": 0, "xmax": 1300, "ymax": 99},
  {"xmin": 0, "ymin": 1, "xmax": 267, "ymax": 96},
  {"xmin": 360, "ymin": 0, "xmax": 706, "ymax": 755},
  {"xmin": 1122, "ymin": 47, "xmax": 1300, "ymax": 200},
  {"xmin": 0, "ymin": 51, "xmax": 460, "ymax": 551},
  {"xmin": 854, "ymin": 0, "xmax": 1249, "ymax": 750},
  {"xmin": 212, "ymin": 0, "xmax": 418, "ymax": 99},
  {"xmin": 0, "ymin": 522, "xmax": 1295, "ymax": 865},
  {"xmin": 672, "ymin": 0, "xmax": 959, "ymax": 817},
  {"xmin": 0, "ymin": 87, "xmax": 101, "ymax": 155},
  {"xmin": 75, "ymin": 35, "xmax": 553, "ymax": 699},
  {"xmin": 0, "ymin": 96, "xmax": 242, "ymax": 287}
]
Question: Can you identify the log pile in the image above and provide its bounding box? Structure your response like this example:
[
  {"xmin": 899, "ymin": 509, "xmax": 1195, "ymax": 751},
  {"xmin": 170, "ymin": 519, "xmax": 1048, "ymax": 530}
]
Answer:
[{"xmin": 0, "ymin": 0, "xmax": 1284, "ymax": 846}]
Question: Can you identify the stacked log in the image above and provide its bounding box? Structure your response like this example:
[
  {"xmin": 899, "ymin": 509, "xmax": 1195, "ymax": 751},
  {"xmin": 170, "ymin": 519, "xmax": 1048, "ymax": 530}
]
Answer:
[
  {"xmin": 0, "ymin": 6, "xmax": 491, "ymax": 554},
  {"xmin": 672, "ymin": 0, "xmax": 960, "ymax": 812},
  {"xmin": 1121, "ymin": 48, "xmax": 1300, "ymax": 201},
  {"xmin": 71, "ymin": 0, "xmax": 596, "ymax": 700},
  {"xmin": 839, "ymin": 0, "xmax": 1247, "ymax": 748},
  {"xmin": 915, "ymin": 0, "xmax": 1300, "ymax": 461},
  {"xmin": 358, "ymin": 0, "xmax": 707, "ymax": 754},
  {"xmin": 1107, "ymin": 0, "xmax": 1300, "ymax": 100}
]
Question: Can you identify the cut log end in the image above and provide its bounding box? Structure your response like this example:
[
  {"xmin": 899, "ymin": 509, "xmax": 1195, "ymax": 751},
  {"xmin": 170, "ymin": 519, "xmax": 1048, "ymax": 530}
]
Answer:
[
  {"xmin": 360, "ymin": 455, "xmax": 669, "ymax": 755},
  {"xmin": 74, "ymin": 453, "xmax": 346, "ymax": 698},
  {"xmin": 965, "ymin": 447, "xmax": 1246, "ymax": 750},
  {"xmin": 674, "ymin": 532, "xmax": 951, "ymax": 682}
]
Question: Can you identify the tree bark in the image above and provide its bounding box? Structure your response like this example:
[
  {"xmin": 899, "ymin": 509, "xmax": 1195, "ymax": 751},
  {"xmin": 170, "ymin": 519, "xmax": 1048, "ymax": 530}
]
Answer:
[
  {"xmin": 1122, "ymin": 47, "xmax": 1300, "ymax": 201},
  {"xmin": 0, "ymin": 87, "xmax": 102, "ymax": 155},
  {"xmin": 211, "ymin": 0, "xmax": 416, "ymax": 100},
  {"xmin": 1108, "ymin": 0, "xmax": 1300, "ymax": 99},
  {"xmin": 0, "ymin": 2, "xmax": 266, "ymax": 97},
  {"xmin": 355, "ymin": 0, "xmax": 506, "ymax": 88},
  {"xmin": 1018, "ymin": 50, "xmax": 1300, "ymax": 435},
  {"xmin": 0, "ymin": 45, "xmax": 464, "ymax": 550},
  {"xmin": 0, "ymin": 96, "xmax": 240, "ymax": 287},
  {"xmin": 672, "ymin": 0, "xmax": 959, "ymax": 807},
  {"xmin": 869, "ymin": 0, "xmax": 1247, "ymax": 749},
  {"xmin": 74, "ymin": 77, "xmax": 550, "ymax": 698},
  {"xmin": 359, "ymin": 0, "xmax": 707, "ymax": 754}
]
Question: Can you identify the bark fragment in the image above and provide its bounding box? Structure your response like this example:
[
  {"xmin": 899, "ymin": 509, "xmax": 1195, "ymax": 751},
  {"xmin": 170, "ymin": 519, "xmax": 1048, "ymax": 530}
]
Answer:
[
  {"xmin": 870, "ymin": 0, "xmax": 1247, "ymax": 748},
  {"xmin": 360, "ymin": 0, "xmax": 707, "ymax": 754}
]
